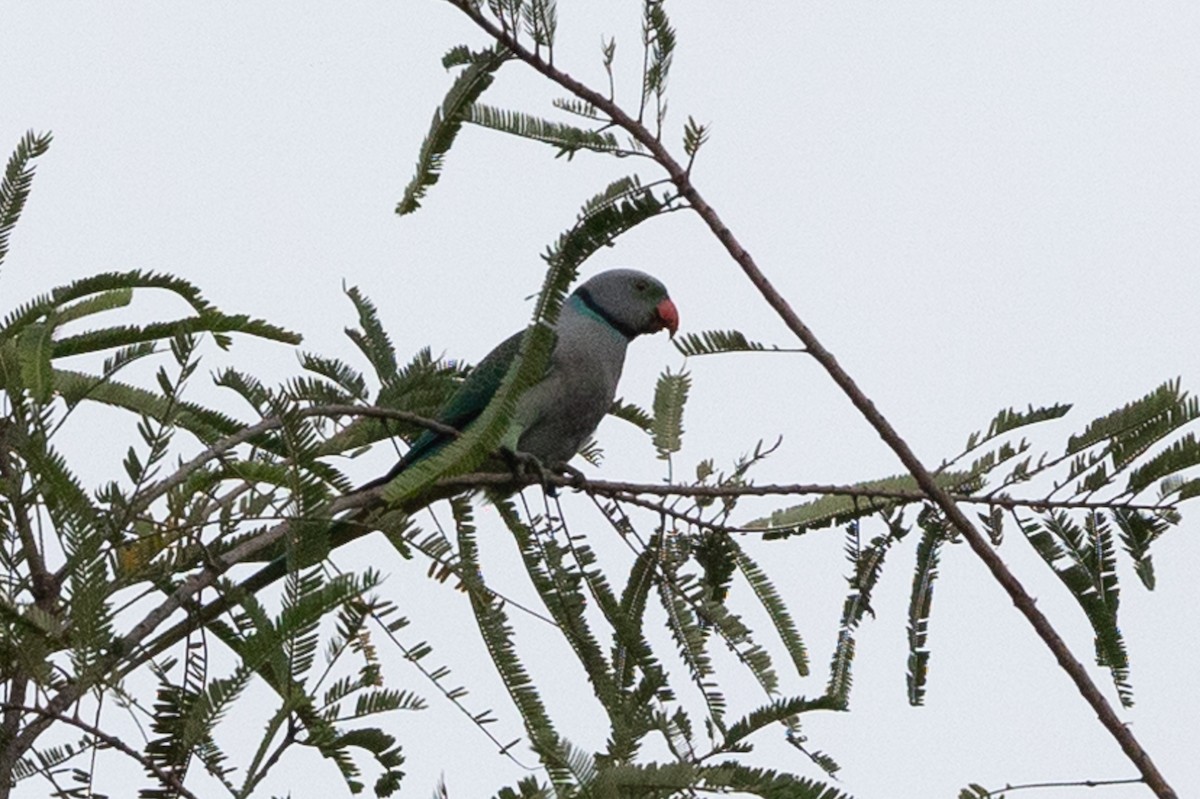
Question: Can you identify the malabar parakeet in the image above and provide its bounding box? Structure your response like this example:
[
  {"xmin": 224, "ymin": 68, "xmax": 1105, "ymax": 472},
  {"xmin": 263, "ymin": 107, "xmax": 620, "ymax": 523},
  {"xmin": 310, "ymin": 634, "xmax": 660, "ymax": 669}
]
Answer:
[
  {"xmin": 363, "ymin": 268, "xmax": 678, "ymax": 490},
  {"xmin": 238, "ymin": 270, "xmax": 676, "ymax": 589}
]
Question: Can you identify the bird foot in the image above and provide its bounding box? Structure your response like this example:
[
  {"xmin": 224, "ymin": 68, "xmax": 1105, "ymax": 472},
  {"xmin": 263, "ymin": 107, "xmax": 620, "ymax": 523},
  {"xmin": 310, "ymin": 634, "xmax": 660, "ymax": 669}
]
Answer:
[
  {"xmin": 555, "ymin": 462, "xmax": 587, "ymax": 491},
  {"xmin": 500, "ymin": 447, "xmax": 549, "ymax": 485},
  {"xmin": 498, "ymin": 449, "xmax": 585, "ymax": 497}
]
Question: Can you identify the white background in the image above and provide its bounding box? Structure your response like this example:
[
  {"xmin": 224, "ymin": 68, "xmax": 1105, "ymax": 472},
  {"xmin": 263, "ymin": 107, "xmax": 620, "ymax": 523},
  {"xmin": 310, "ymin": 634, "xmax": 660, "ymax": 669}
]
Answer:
[{"xmin": 3, "ymin": 3, "xmax": 1198, "ymax": 798}]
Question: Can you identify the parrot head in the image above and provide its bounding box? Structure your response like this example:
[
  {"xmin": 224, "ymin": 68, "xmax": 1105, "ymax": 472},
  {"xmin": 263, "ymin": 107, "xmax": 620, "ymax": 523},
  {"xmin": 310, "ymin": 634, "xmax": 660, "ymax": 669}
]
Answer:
[{"xmin": 574, "ymin": 269, "xmax": 679, "ymax": 339}]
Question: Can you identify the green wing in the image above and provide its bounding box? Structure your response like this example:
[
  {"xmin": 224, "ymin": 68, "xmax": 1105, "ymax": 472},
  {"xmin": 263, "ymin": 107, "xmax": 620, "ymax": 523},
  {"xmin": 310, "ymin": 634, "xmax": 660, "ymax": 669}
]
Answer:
[{"xmin": 396, "ymin": 330, "xmax": 524, "ymax": 468}]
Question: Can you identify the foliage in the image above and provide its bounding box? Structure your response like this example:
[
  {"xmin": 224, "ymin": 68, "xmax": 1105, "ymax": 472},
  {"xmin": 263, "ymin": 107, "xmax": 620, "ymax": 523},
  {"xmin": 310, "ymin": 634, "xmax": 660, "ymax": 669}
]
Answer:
[
  {"xmin": 391, "ymin": 2, "xmax": 1197, "ymax": 796},
  {"xmin": 3, "ymin": 1, "xmax": 1196, "ymax": 797},
  {"xmin": 0, "ymin": 134, "xmax": 422, "ymax": 798}
]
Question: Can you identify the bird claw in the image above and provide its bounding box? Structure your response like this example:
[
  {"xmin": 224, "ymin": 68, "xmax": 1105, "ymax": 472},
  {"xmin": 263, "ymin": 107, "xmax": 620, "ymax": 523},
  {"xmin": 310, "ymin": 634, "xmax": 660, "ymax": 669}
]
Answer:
[
  {"xmin": 501, "ymin": 447, "xmax": 550, "ymax": 486},
  {"xmin": 556, "ymin": 463, "xmax": 587, "ymax": 491},
  {"xmin": 499, "ymin": 449, "xmax": 586, "ymax": 497}
]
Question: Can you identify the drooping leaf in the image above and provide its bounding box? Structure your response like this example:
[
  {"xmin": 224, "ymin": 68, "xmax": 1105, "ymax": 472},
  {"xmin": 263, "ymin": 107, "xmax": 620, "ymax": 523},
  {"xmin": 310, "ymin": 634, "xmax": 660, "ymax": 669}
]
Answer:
[
  {"xmin": 1019, "ymin": 512, "xmax": 1132, "ymax": 706},
  {"xmin": 398, "ymin": 46, "xmax": 508, "ymax": 215},
  {"xmin": 651, "ymin": 368, "xmax": 690, "ymax": 460},
  {"xmin": 906, "ymin": 511, "xmax": 946, "ymax": 706}
]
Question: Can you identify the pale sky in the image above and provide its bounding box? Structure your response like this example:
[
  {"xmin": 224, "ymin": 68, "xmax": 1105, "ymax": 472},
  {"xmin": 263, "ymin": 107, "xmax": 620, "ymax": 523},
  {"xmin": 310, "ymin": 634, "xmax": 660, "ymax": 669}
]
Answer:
[{"xmin": 3, "ymin": 3, "xmax": 1199, "ymax": 798}]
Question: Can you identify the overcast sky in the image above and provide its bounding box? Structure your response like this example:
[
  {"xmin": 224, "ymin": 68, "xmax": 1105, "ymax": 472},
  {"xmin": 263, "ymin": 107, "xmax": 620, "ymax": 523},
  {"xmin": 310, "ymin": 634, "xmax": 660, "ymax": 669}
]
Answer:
[{"xmin": 4, "ymin": 3, "xmax": 1199, "ymax": 798}]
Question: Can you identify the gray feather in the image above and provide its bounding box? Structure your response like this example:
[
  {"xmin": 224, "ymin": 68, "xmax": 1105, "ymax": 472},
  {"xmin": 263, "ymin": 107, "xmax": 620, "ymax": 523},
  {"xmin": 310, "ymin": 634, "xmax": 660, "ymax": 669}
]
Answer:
[{"xmin": 510, "ymin": 268, "xmax": 675, "ymax": 465}]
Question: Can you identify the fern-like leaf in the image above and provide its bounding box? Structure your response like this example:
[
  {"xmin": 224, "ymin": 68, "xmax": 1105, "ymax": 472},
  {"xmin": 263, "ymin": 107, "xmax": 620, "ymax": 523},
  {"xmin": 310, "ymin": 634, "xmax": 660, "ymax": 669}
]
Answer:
[
  {"xmin": 451, "ymin": 498, "xmax": 571, "ymax": 787},
  {"xmin": 609, "ymin": 397, "xmax": 653, "ymax": 433},
  {"xmin": 398, "ymin": 46, "xmax": 507, "ymax": 215},
  {"xmin": 734, "ymin": 543, "xmax": 809, "ymax": 678},
  {"xmin": 1125, "ymin": 433, "xmax": 1200, "ymax": 495},
  {"xmin": 906, "ymin": 511, "xmax": 945, "ymax": 706},
  {"xmin": 343, "ymin": 285, "xmax": 398, "ymax": 384},
  {"xmin": 466, "ymin": 104, "xmax": 619, "ymax": 158},
  {"xmin": 1112, "ymin": 508, "xmax": 1170, "ymax": 590},
  {"xmin": 1067, "ymin": 379, "xmax": 1192, "ymax": 455},
  {"xmin": 753, "ymin": 471, "xmax": 978, "ymax": 538},
  {"xmin": 674, "ymin": 329, "xmax": 793, "ymax": 358},
  {"xmin": 0, "ymin": 130, "xmax": 53, "ymax": 271},
  {"xmin": 651, "ymin": 368, "xmax": 689, "ymax": 460},
  {"xmin": 1020, "ymin": 512, "xmax": 1132, "ymax": 705}
]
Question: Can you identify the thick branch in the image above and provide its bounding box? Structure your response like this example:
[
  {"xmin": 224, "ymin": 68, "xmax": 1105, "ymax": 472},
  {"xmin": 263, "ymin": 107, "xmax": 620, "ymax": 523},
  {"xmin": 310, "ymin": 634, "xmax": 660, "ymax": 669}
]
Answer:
[{"xmin": 443, "ymin": 4, "xmax": 1177, "ymax": 796}]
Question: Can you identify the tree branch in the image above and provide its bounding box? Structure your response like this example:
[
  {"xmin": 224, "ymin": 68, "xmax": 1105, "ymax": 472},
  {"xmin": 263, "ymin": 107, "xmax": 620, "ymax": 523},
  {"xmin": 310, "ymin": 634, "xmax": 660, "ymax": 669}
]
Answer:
[{"xmin": 441, "ymin": 4, "xmax": 1178, "ymax": 796}]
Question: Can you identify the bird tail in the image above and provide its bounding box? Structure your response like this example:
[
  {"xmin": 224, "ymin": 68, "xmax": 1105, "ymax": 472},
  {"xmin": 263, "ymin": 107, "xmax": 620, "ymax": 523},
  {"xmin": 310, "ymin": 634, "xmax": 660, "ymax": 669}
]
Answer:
[{"xmin": 356, "ymin": 453, "xmax": 412, "ymax": 492}]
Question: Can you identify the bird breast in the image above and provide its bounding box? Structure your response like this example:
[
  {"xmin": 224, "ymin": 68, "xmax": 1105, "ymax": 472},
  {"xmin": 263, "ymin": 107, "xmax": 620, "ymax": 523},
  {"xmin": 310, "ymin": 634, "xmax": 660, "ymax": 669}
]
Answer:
[{"xmin": 512, "ymin": 317, "xmax": 629, "ymax": 465}]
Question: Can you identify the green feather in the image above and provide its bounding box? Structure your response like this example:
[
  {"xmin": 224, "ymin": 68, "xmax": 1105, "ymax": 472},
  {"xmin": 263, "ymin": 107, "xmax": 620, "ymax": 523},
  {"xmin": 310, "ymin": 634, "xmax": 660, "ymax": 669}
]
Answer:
[{"xmin": 401, "ymin": 331, "xmax": 521, "ymax": 467}]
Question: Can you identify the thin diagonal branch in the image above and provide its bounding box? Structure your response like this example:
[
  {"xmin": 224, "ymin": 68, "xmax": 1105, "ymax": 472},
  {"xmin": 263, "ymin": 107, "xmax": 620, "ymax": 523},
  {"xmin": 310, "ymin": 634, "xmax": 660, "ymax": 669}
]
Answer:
[
  {"xmin": 133, "ymin": 403, "xmax": 460, "ymax": 513},
  {"xmin": 442, "ymin": 4, "xmax": 1178, "ymax": 796}
]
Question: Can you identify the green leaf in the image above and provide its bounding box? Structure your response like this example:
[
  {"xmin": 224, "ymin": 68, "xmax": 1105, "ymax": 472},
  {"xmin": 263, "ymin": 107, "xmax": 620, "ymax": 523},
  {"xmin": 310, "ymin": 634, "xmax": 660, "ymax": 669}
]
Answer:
[
  {"xmin": 609, "ymin": 397, "xmax": 653, "ymax": 433},
  {"xmin": 398, "ymin": 46, "xmax": 507, "ymax": 215},
  {"xmin": 651, "ymin": 368, "xmax": 690, "ymax": 459},
  {"xmin": 701, "ymin": 761, "xmax": 852, "ymax": 799},
  {"xmin": 342, "ymin": 284, "xmax": 398, "ymax": 384},
  {"xmin": 577, "ymin": 175, "xmax": 647, "ymax": 220},
  {"xmin": 683, "ymin": 115, "xmax": 710, "ymax": 159},
  {"xmin": 907, "ymin": 512, "xmax": 945, "ymax": 706},
  {"xmin": 1020, "ymin": 512, "xmax": 1132, "ymax": 705},
  {"xmin": 827, "ymin": 522, "xmax": 903, "ymax": 707},
  {"xmin": 673, "ymin": 329, "xmax": 795, "ymax": 358},
  {"xmin": 753, "ymin": 471, "xmax": 979, "ymax": 538},
  {"xmin": 1112, "ymin": 508, "xmax": 1170, "ymax": 590},
  {"xmin": 451, "ymin": 498, "xmax": 571, "ymax": 787},
  {"xmin": 1126, "ymin": 433, "xmax": 1200, "ymax": 495},
  {"xmin": 466, "ymin": 104, "xmax": 619, "ymax": 158},
  {"xmin": 52, "ymin": 311, "xmax": 296, "ymax": 358},
  {"xmin": 983, "ymin": 402, "xmax": 1072, "ymax": 439},
  {"xmin": 1067, "ymin": 379, "xmax": 1192, "ymax": 454},
  {"xmin": 0, "ymin": 129, "xmax": 53, "ymax": 271},
  {"xmin": 55, "ymin": 287, "xmax": 135, "ymax": 325},
  {"xmin": 522, "ymin": 0, "xmax": 558, "ymax": 48},
  {"xmin": 724, "ymin": 695, "xmax": 837, "ymax": 749},
  {"xmin": 735, "ymin": 544, "xmax": 809, "ymax": 678},
  {"xmin": 642, "ymin": 0, "xmax": 676, "ymax": 100},
  {"xmin": 17, "ymin": 322, "xmax": 54, "ymax": 403},
  {"xmin": 544, "ymin": 181, "xmax": 669, "ymax": 270}
]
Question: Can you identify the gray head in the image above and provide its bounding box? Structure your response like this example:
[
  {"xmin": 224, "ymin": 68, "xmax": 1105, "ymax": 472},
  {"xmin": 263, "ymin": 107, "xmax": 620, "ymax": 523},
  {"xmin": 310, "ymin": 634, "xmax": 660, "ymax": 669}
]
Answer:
[{"xmin": 572, "ymin": 269, "xmax": 679, "ymax": 339}]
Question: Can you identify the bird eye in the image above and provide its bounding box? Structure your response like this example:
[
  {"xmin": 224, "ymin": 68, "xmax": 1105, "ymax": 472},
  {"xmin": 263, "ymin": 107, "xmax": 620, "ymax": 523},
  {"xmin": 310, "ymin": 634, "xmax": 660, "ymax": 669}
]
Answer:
[{"xmin": 634, "ymin": 279, "xmax": 648, "ymax": 292}]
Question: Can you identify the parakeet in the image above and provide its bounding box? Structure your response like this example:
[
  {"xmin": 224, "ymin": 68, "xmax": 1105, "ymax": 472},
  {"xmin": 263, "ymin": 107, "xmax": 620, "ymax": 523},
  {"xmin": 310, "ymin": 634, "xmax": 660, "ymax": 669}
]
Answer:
[{"xmin": 363, "ymin": 268, "xmax": 678, "ymax": 490}]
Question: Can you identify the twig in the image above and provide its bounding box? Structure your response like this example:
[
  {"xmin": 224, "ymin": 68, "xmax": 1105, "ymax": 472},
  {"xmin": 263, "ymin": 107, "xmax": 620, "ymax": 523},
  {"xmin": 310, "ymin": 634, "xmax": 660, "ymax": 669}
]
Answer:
[
  {"xmin": 998, "ymin": 776, "xmax": 1145, "ymax": 793},
  {"xmin": 435, "ymin": 471, "xmax": 1175, "ymax": 516}
]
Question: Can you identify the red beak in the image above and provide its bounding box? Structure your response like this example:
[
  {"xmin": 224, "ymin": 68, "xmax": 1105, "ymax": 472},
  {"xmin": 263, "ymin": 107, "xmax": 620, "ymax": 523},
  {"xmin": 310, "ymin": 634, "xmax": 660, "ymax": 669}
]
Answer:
[{"xmin": 655, "ymin": 297, "xmax": 679, "ymax": 336}]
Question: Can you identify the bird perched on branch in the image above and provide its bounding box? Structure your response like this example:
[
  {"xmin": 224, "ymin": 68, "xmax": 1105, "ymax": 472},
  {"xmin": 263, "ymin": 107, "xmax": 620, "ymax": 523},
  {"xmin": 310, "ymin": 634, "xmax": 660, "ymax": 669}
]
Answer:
[{"xmin": 363, "ymin": 268, "xmax": 678, "ymax": 490}]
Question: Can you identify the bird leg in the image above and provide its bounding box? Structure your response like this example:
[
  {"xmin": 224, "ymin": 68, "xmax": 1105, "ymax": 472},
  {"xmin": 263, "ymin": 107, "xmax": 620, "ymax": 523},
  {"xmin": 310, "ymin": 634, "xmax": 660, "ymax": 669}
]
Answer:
[
  {"xmin": 554, "ymin": 462, "xmax": 587, "ymax": 491},
  {"xmin": 498, "ymin": 448, "xmax": 587, "ymax": 497},
  {"xmin": 499, "ymin": 447, "xmax": 551, "ymax": 489}
]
